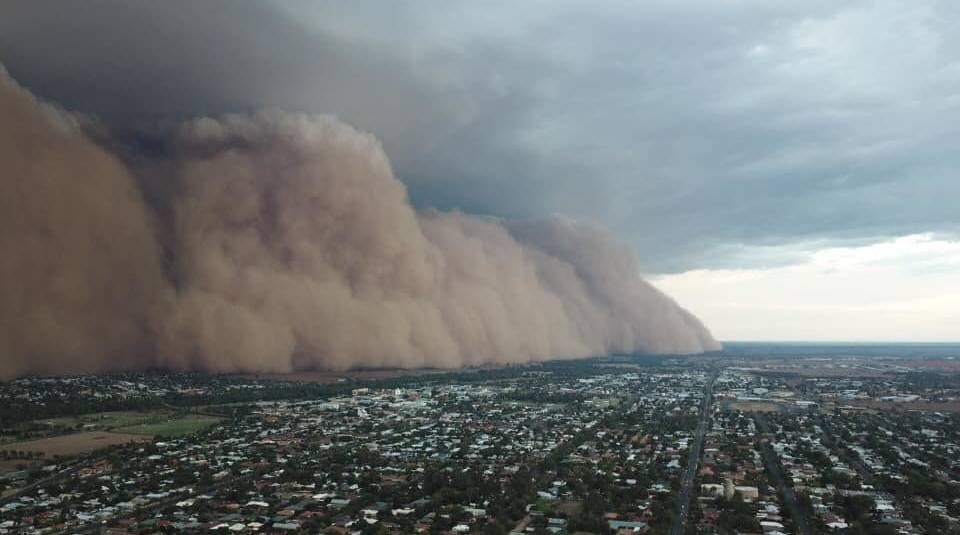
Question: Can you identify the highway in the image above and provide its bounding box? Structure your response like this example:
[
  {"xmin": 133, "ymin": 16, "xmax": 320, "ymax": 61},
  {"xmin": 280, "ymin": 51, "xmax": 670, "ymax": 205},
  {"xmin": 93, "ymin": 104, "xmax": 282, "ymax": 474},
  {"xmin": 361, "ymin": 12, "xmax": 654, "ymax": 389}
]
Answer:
[{"xmin": 669, "ymin": 369, "xmax": 717, "ymax": 535}]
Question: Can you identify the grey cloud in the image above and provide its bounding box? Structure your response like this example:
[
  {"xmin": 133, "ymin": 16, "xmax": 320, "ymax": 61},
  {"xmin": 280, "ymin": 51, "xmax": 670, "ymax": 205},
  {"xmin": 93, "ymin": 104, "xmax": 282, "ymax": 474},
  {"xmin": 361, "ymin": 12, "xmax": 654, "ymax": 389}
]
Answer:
[{"xmin": 1, "ymin": 0, "xmax": 958, "ymax": 274}]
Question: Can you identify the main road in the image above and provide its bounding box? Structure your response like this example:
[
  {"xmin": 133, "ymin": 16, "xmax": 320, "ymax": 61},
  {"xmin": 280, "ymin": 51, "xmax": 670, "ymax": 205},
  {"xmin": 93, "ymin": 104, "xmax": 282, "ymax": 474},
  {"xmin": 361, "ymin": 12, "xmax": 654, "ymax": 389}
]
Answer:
[
  {"xmin": 754, "ymin": 413, "xmax": 815, "ymax": 535},
  {"xmin": 669, "ymin": 368, "xmax": 717, "ymax": 535}
]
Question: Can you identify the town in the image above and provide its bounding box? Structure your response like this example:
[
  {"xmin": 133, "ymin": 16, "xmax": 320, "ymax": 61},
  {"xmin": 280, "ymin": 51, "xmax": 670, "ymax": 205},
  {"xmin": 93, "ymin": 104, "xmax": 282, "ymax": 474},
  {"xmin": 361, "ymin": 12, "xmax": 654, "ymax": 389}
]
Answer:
[{"xmin": 1, "ymin": 353, "xmax": 959, "ymax": 535}]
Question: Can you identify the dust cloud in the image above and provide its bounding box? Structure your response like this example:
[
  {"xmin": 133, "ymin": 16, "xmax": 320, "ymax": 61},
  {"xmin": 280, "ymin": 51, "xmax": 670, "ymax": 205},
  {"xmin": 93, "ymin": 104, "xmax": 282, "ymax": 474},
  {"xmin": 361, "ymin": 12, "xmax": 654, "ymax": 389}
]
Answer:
[{"xmin": 0, "ymin": 71, "xmax": 719, "ymax": 378}]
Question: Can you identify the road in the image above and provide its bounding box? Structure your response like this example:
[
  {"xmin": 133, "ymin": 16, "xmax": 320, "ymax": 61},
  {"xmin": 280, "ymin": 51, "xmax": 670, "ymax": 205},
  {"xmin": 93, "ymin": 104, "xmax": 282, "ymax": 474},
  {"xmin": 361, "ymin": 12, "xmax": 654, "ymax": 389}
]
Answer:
[
  {"xmin": 0, "ymin": 458, "xmax": 87, "ymax": 506},
  {"xmin": 669, "ymin": 369, "xmax": 717, "ymax": 535},
  {"xmin": 754, "ymin": 414, "xmax": 815, "ymax": 535}
]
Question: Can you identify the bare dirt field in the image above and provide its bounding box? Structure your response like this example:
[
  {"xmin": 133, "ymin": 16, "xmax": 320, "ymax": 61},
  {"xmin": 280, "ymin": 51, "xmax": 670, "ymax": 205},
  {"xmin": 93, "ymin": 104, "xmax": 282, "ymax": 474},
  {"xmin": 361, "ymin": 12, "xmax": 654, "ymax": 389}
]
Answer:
[
  {"xmin": 3, "ymin": 432, "xmax": 150, "ymax": 458},
  {"xmin": 850, "ymin": 400, "xmax": 960, "ymax": 413},
  {"xmin": 757, "ymin": 365, "xmax": 889, "ymax": 378},
  {"xmin": 896, "ymin": 359, "xmax": 960, "ymax": 370},
  {"xmin": 725, "ymin": 400, "xmax": 781, "ymax": 413}
]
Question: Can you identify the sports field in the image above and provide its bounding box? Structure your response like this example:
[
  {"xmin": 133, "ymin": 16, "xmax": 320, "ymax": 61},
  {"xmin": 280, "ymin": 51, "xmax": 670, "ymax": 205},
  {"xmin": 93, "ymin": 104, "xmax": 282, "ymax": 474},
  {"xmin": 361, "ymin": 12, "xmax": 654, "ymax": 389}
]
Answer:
[{"xmin": 116, "ymin": 415, "xmax": 222, "ymax": 437}]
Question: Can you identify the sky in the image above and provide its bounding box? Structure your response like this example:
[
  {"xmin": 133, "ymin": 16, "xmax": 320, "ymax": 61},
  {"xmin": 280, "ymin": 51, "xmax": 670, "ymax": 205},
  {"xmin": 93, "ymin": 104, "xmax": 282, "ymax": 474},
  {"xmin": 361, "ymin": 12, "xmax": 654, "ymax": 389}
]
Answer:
[{"xmin": 1, "ymin": 0, "xmax": 958, "ymax": 342}]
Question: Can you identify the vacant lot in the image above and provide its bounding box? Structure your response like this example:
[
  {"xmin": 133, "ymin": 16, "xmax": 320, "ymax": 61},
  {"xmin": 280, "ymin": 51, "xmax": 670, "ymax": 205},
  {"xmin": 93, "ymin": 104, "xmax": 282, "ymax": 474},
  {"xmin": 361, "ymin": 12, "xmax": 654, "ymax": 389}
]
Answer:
[
  {"xmin": 3, "ymin": 432, "xmax": 150, "ymax": 458},
  {"xmin": 725, "ymin": 400, "xmax": 780, "ymax": 413},
  {"xmin": 117, "ymin": 415, "xmax": 221, "ymax": 437}
]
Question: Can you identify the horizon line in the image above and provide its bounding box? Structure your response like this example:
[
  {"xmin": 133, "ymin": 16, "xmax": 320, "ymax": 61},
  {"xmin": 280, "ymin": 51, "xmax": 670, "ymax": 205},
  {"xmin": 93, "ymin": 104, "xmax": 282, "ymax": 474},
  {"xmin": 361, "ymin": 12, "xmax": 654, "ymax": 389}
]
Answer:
[{"xmin": 717, "ymin": 340, "xmax": 960, "ymax": 345}]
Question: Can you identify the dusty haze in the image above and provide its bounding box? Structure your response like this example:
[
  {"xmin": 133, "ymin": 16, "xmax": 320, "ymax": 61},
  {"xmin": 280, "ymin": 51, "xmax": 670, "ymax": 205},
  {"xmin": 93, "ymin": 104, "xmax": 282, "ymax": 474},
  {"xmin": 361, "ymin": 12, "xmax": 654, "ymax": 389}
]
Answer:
[
  {"xmin": 0, "ymin": 68, "xmax": 168, "ymax": 378},
  {"xmin": 0, "ymin": 69, "xmax": 719, "ymax": 379}
]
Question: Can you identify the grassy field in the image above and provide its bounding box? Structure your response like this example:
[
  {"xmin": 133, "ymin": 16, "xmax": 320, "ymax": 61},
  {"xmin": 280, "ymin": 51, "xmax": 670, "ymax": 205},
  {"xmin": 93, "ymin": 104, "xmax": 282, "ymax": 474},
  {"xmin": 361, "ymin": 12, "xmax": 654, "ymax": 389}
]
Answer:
[
  {"xmin": 535, "ymin": 498, "xmax": 557, "ymax": 512},
  {"xmin": 116, "ymin": 415, "xmax": 222, "ymax": 437},
  {"xmin": 0, "ymin": 411, "xmax": 225, "ymax": 451},
  {"xmin": 0, "ymin": 412, "xmax": 222, "ymax": 464},
  {"xmin": 34, "ymin": 410, "xmax": 222, "ymax": 437},
  {"xmin": 1, "ymin": 411, "xmax": 163, "ymax": 446},
  {"xmin": 36, "ymin": 411, "xmax": 161, "ymax": 431},
  {"xmin": 554, "ymin": 500, "xmax": 583, "ymax": 516}
]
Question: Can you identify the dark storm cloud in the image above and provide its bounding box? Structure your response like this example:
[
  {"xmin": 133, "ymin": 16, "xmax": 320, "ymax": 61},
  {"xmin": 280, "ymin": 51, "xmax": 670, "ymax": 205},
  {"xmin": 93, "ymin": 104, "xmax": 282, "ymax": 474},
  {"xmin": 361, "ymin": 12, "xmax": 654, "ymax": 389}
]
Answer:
[{"xmin": 2, "ymin": 0, "xmax": 959, "ymax": 272}]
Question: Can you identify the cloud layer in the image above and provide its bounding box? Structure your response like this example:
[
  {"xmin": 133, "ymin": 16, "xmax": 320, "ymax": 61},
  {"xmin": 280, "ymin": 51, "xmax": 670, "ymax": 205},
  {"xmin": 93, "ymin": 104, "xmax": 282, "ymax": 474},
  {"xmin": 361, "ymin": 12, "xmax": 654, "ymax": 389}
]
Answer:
[
  {"xmin": 1, "ymin": 1, "xmax": 957, "ymax": 273},
  {"xmin": 0, "ymin": 71, "xmax": 718, "ymax": 378}
]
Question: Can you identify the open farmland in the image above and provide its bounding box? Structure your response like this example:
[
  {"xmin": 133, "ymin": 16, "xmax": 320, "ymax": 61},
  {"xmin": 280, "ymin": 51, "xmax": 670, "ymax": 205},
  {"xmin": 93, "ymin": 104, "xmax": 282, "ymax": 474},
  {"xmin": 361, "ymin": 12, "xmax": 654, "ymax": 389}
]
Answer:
[
  {"xmin": 2, "ymin": 432, "xmax": 150, "ymax": 458},
  {"xmin": 1, "ymin": 412, "xmax": 223, "ymax": 459}
]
